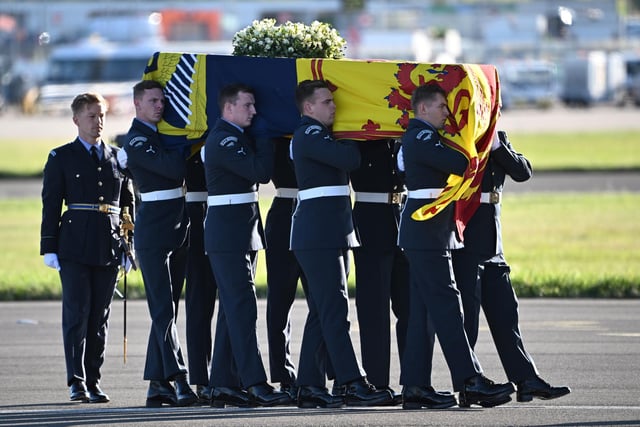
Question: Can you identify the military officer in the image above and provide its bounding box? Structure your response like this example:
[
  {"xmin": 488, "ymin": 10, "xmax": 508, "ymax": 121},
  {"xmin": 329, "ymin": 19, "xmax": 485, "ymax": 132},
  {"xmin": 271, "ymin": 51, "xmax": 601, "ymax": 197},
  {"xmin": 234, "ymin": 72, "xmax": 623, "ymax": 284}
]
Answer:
[
  {"xmin": 452, "ymin": 129, "xmax": 571, "ymax": 404},
  {"xmin": 184, "ymin": 150, "xmax": 218, "ymax": 403},
  {"xmin": 40, "ymin": 92, "xmax": 134, "ymax": 403},
  {"xmin": 290, "ymin": 79, "xmax": 393, "ymax": 408},
  {"xmin": 122, "ymin": 79, "xmax": 197, "ymax": 407},
  {"xmin": 203, "ymin": 83, "xmax": 291, "ymax": 408},
  {"xmin": 397, "ymin": 83, "xmax": 515, "ymax": 408}
]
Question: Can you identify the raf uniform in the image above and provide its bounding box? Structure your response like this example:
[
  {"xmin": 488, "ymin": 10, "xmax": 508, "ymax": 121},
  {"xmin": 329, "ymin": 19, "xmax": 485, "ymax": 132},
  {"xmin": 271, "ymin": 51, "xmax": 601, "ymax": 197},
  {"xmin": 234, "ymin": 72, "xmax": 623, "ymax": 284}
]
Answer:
[
  {"xmin": 452, "ymin": 131, "xmax": 570, "ymax": 402},
  {"xmin": 264, "ymin": 136, "xmax": 306, "ymax": 397},
  {"xmin": 291, "ymin": 115, "xmax": 392, "ymax": 407},
  {"xmin": 184, "ymin": 151, "xmax": 218, "ymax": 401},
  {"xmin": 40, "ymin": 138, "xmax": 134, "ymax": 402},
  {"xmin": 398, "ymin": 116, "xmax": 499, "ymax": 404},
  {"xmin": 124, "ymin": 117, "xmax": 195, "ymax": 407},
  {"xmin": 350, "ymin": 139, "xmax": 409, "ymax": 400},
  {"xmin": 204, "ymin": 117, "xmax": 290, "ymax": 407}
]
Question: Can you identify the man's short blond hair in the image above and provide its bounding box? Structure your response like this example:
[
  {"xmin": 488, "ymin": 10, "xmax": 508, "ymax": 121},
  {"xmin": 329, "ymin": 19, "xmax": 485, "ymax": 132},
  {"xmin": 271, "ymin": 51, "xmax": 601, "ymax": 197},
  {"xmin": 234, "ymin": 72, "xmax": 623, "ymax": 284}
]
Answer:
[{"xmin": 71, "ymin": 92, "xmax": 107, "ymax": 116}]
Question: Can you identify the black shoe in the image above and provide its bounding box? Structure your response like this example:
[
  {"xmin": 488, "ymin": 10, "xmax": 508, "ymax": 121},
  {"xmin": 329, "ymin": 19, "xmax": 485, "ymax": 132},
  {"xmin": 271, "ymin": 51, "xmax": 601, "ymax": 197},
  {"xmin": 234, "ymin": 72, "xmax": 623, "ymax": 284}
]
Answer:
[
  {"xmin": 516, "ymin": 376, "xmax": 571, "ymax": 402},
  {"xmin": 69, "ymin": 380, "xmax": 89, "ymax": 402},
  {"xmin": 402, "ymin": 385, "xmax": 457, "ymax": 410},
  {"xmin": 146, "ymin": 380, "xmax": 177, "ymax": 408},
  {"xmin": 459, "ymin": 375, "xmax": 515, "ymax": 408},
  {"xmin": 174, "ymin": 375, "xmax": 198, "ymax": 407},
  {"xmin": 87, "ymin": 383, "xmax": 110, "ymax": 403},
  {"xmin": 247, "ymin": 382, "xmax": 293, "ymax": 407},
  {"xmin": 376, "ymin": 386, "xmax": 403, "ymax": 406},
  {"xmin": 297, "ymin": 385, "xmax": 345, "ymax": 408},
  {"xmin": 344, "ymin": 378, "xmax": 394, "ymax": 406},
  {"xmin": 331, "ymin": 382, "xmax": 346, "ymax": 397},
  {"xmin": 280, "ymin": 383, "xmax": 299, "ymax": 401},
  {"xmin": 196, "ymin": 385, "xmax": 214, "ymax": 404},
  {"xmin": 211, "ymin": 386, "xmax": 252, "ymax": 408}
]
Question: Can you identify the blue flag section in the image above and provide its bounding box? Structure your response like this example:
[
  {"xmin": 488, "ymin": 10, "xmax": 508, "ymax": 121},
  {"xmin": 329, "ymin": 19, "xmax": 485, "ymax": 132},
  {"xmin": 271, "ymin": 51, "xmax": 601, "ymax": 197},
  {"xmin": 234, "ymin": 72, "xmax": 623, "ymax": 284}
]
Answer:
[
  {"xmin": 143, "ymin": 52, "xmax": 299, "ymax": 151},
  {"xmin": 205, "ymin": 55, "xmax": 299, "ymax": 140}
]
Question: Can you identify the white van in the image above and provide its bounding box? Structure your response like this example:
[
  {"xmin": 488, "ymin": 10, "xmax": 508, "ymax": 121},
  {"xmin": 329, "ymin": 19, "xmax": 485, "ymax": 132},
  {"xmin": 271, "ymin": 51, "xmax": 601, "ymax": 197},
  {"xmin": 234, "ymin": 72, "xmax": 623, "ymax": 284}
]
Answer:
[{"xmin": 36, "ymin": 37, "xmax": 158, "ymax": 115}]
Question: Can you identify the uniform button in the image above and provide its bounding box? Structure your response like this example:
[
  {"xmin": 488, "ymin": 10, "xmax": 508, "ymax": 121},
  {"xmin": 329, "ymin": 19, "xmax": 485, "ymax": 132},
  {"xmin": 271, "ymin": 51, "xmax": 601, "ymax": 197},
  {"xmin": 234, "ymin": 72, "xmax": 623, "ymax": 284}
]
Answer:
[
  {"xmin": 97, "ymin": 167, "xmax": 102, "ymax": 172},
  {"xmin": 98, "ymin": 181, "xmax": 103, "ymax": 186},
  {"xmin": 99, "ymin": 196, "xmax": 104, "ymax": 201}
]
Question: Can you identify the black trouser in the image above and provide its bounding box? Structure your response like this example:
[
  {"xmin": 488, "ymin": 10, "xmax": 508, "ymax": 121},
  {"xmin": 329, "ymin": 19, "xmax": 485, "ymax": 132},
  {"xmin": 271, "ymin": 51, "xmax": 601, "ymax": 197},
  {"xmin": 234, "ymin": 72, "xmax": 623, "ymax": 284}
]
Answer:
[
  {"xmin": 137, "ymin": 244, "xmax": 188, "ymax": 381},
  {"xmin": 266, "ymin": 244, "xmax": 306, "ymax": 385},
  {"xmin": 208, "ymin": 251, "xmax": 267, "ymax": 389},
  {"xmin": 185, "ymin": 201, "xmax": 217, "ymax": 386},
  {"xmin": 59, "ymin": 260, "xmax": 118, "ymax": 386},
  {"xmin": 353, "ymin": 246, "xmax": 410, "ymax": 388},
  {"xmin": 453, "ymin": 250, "xmax": 538, "ymax": 383},
  {"xmin": 294, "ymin": 248, "xmax": 364, "ymax": 387},
  {"xmin": 401, "ymin": 249, "xmax": 482, "ymax": 391}
]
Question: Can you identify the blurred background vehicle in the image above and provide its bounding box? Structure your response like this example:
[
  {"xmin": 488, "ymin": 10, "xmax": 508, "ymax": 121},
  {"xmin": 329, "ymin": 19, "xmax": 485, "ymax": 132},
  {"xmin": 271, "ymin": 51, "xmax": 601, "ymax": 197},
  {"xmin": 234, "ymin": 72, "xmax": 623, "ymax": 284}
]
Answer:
[
  {"xmin": 34, "ymin": 37, "xmax": 160, "ymax": 115},
  {"xmin": 559, "ymin": 50, "xmax": 628, "ymax": 107},
  {"xmin": 620, "ymin": 53, "xmax": 640, "ymax": 106},
  {"xmin": 498, "ymin": 60, "xmax": 559, "ymax": 110}
]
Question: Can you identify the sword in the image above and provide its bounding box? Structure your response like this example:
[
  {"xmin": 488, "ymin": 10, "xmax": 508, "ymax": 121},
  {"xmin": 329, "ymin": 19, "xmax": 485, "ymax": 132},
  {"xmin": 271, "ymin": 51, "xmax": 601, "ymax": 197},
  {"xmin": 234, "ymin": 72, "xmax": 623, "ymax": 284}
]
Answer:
[
  {"xmin": 119, "ymin": 234, "xmax": 137, "ymax": 271},
  {"xmin": 122, "ymin": 257, "xmax": 128, "ymax": 364},
  {"xmin": 119, "ymin": 206, "xmax": 135, "ymax": 364}
]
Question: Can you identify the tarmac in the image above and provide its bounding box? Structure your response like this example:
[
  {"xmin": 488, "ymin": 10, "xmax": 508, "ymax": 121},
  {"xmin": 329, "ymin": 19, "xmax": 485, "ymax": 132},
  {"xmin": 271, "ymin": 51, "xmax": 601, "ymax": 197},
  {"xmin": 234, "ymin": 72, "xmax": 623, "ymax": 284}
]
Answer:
[{"xmin": 0, "ymin": 299, "xmax": 639, "ymax": 426}]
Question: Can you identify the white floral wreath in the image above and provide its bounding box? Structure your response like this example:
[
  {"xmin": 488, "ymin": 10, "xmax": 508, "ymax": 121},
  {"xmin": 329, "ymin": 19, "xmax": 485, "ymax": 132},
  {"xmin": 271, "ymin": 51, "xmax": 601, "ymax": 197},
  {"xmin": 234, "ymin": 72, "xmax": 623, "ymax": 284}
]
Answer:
[{"xmin": 232, "ymin": 18, "xmax": 347, "ymax": 59}]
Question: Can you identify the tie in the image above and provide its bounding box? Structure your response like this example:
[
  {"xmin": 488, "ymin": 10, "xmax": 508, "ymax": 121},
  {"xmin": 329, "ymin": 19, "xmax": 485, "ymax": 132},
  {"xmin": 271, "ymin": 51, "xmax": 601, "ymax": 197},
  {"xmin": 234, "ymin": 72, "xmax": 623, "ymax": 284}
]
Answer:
[{"xmin": 90, "ymin": 146, "xmax": 99, "ymax": 164}]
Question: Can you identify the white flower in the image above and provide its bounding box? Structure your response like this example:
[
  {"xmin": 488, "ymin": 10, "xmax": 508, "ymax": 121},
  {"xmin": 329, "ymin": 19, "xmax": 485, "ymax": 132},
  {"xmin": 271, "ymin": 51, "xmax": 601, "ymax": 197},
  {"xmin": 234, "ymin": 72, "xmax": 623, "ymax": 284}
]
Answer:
[{"xmin": 232, "ymin": 18, "xmax": 346, "ymax": 59}]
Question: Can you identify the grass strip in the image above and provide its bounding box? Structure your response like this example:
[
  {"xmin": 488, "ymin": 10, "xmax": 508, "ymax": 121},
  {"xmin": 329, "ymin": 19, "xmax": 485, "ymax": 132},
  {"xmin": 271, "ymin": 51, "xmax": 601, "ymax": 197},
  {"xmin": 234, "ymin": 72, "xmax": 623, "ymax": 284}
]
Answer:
[{"xmin": 1, "ymin": 193, "xmax": 638, "ymax": 300}]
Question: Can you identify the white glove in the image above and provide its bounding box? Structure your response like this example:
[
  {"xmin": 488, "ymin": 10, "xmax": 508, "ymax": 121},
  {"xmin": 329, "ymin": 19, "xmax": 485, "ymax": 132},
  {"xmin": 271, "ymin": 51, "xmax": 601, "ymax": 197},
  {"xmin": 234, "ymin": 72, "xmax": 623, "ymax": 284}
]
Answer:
[
  {"xmin": 200, "ymin": 145, "xmax": 206, "ymax": 162},
  {"xmin": 491, "ymin": 131, "xmax": 502, "ymax": 151},
  {"xmin": 116, "ymin": 148, "xmax": 128, "ymax": 169},
  {"xmin": 43, "ymin": 253, "xmax": 61, "ymax": 271},
  {"xmin": 397, "ymin": 146, "xmax": 405, "ymax": 172}
]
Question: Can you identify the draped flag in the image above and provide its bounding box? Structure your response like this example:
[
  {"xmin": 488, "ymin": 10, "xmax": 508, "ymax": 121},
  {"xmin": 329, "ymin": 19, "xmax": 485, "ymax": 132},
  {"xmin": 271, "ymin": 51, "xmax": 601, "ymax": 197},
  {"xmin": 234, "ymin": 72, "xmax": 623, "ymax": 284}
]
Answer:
[
  {"xmin": 141, "ymin": 53, "xmax": 501, "ymax": 234},
  {"xmin": 295, "ymin": 58, "xmax": 501, "ymax": 235}
]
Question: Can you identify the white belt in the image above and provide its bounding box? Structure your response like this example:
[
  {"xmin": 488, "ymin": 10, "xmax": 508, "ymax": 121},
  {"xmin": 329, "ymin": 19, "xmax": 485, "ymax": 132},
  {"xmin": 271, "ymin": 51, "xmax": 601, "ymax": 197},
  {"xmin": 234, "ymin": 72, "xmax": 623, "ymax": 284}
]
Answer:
[
  {"xmin": 207, "ymin": 192, "xmax": 258, "ymax": 206},
  {"xmin": 185, "ymin": 191, "xmax": 208, "ymax": 203},
  {"xmin": 407, "ymin": 188, "xmax": 443, "ymax": 199},
  {"xmin": 297, "ymin": 185, "xmax": 350, "ymax": 201},
  {"xmin": 139, "ymin": 187, "xmax": 185, "ymax": 202},
  {"xmin": 275, "ymin": 188, "xmax": 299, "ymax": 199},
  {"xmin": 480, "ymin": 191, "xmax": 501, "ymax": 204},
  {"xmin": 354, "ymin": 191, "xmax": 405, "ymax": 204}
]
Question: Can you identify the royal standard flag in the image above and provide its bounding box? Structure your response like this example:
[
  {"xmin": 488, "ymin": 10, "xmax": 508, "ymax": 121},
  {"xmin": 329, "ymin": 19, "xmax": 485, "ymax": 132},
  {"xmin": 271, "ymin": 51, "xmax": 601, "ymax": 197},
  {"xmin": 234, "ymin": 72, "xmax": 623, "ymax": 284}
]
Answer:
[
  {"xmin": 142, "ymin": 53, "xmax": 501, "ymax": 234},
  {"xmin": 295, "ymin": 58, "xmax": 501, "ymax": 234}
]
